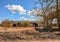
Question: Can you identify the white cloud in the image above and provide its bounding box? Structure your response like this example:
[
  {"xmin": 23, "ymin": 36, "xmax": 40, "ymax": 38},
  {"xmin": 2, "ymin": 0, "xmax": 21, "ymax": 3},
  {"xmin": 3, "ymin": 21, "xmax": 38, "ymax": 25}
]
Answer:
[
  {"xmin": 21, "ymin": 16, "xmax": 28, "ymax": 20},
  {"xmin": 20, "ymin": 16, "xmax": 38, "ymax": 21},
  {"xmin": 12, "ymin": 12, "xmax": 16, "ymax": 14},
  {"xmin": 5, "ymin": 4, "xmax": 26, "ymax": 14},
  {"xmin": 27, "ymin": 9, "xmax": 44, "ymax": 21},
  {"xmin": 27, "ymin": 7, "xmax": 56, "ymax": 16},
  {"xmin": 27, "ymin": 9, "xmax": 43, "ymax": 16},
  {"xmin": 29, "ymin": 19, "xmax": 38, "ymax": 21}
]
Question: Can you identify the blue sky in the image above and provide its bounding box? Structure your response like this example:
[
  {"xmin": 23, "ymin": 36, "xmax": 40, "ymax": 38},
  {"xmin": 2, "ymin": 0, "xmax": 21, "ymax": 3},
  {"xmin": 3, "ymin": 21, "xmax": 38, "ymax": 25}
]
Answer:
[
  {"xmin": 0, "ymin": 0, "xmax": 39, "ymax": 21},
  {"xmin": 0, "ymin": 0, "xmax": 56, "ymax": 22}
]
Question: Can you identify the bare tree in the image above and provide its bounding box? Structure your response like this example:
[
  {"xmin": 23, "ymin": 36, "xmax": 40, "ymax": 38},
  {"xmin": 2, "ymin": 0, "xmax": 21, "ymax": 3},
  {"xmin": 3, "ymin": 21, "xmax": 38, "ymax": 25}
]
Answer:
[
  {"xmin": 56, "ymin": 0, "xmax": 60, "ymax": 30},
  {"xmin": 33, "ymin": 0, "xmax": 54, "ymax": 28}
]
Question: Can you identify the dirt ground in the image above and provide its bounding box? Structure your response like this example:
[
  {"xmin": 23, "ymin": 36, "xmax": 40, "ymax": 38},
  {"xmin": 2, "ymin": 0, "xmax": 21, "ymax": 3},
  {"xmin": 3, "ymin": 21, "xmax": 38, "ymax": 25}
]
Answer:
[
  {"xmin": 0, "ymin": 27, "xmax": 35, "ymax": 32},
  {"xmin": 0, "ymin": 27, "xmax": 60, "ymax": 42},
  {"xmin": 0, "ymin": 40, "xmax": 60, "ymax": 42}
]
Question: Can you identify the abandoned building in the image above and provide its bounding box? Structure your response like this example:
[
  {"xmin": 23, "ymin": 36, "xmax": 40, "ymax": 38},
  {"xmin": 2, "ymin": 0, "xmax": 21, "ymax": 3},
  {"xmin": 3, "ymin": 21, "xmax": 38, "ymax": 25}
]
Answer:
[
  {"xmin": 1, "ymin": 20, "xmax": 42, "ymax": 27},
  {"xmin": 2, "ymin": 20, "xmax": 21, "ymax": 27}
]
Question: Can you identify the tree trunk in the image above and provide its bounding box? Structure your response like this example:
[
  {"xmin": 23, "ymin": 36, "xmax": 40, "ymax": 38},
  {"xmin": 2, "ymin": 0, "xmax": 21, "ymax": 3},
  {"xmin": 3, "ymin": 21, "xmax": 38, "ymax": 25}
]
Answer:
[
  {"xmin": 57, "ymin": 18, "xmax": 60, "ymax": 30},
  {"xmin": 44, "ymin": 20, "xmax": 48, "ymax": 28},
  {"xmin": 56, "ymin": 0, "xmax": 60, "ymax": 29}
]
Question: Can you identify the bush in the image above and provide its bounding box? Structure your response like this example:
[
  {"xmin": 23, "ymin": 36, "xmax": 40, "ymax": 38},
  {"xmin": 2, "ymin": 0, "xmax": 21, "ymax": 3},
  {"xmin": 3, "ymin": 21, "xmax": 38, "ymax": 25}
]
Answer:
[
  {"xmin": 20, "ymin": 21, "xmax": 31, "ymax": 27},
  {"xmin": 21, "ymin": 22, "xmax": 28, "ymax": 27}
]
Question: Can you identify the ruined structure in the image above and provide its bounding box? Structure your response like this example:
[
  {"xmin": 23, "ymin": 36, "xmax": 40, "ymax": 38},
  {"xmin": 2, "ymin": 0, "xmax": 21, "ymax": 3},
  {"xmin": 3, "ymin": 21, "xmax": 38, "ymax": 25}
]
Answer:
[{"xmin": 2, "ymin": 20, "xmax": 21, "ymax": 27}]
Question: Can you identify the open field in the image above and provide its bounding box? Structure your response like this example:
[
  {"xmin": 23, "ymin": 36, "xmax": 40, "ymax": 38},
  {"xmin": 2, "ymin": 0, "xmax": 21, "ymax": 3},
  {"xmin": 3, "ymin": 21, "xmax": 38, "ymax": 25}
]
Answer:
[{"xmin": 0, "ymin": 27, "xmax": 60, "ymax": 42}]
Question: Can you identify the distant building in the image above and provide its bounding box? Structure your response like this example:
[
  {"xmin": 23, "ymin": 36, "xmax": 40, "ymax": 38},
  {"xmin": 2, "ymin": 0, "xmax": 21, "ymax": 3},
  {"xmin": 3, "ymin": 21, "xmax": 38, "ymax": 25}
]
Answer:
[
  {"xmin": 2, "ymin": 20, "xmax": 21, "ymax": 27},
  {"xmin": 1, "ymin": 20, "xmax": 44, "ymax": 27}
]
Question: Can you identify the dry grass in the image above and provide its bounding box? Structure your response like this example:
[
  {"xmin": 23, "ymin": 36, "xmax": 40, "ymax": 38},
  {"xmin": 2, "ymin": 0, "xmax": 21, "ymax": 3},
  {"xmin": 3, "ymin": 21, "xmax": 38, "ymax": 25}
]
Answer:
[
  {"xmin": 0, "ymin": 27, "xmax": 35, "ymax": 32},
  {"xmin": 0, "ymin": 40, "xmax": 60, "ymax": 42},
  {"xmin": 0, "ymin": 27, "xmax": 60, "ymax": 42}
]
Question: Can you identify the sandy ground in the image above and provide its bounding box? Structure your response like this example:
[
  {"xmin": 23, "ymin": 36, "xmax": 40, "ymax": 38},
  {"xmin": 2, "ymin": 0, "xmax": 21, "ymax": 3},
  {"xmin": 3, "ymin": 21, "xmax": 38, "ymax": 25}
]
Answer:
[
  {"xmin": 1, "ymin": 39, "xmax": 60, "ymax": 42},
  {"xmin": 0, "ymin": 27, "xmax": 35, "ymax": 32},
  {"xmin": 0, "ymin": 27, "xmax": 60, "ymax": 42}
]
